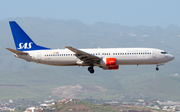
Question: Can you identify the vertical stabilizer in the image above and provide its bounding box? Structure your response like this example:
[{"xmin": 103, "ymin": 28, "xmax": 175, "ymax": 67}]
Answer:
[{"xmin": 9, "ymin": 21, "xmax": 51, "ymax": 51}]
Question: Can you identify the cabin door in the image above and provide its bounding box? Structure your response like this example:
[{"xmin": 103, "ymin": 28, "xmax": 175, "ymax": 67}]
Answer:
[
  {"xmin": 152, "ymin": 50, "xmax": 156, "ymax": 58},
  {"xmin": 37, "ymin": 52, "xmax": 41, "ymax": 62}
]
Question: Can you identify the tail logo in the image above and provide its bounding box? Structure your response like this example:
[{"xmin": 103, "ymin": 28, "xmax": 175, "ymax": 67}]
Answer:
[{"xmin": 17, "ymin": 42, "xmax": 33, "ymax": 49}]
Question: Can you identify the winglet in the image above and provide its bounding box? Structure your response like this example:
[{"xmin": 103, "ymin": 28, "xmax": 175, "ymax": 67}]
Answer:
[{"xmin": 6, "ymin": 48, "xmax": 28, "ymax": 55}]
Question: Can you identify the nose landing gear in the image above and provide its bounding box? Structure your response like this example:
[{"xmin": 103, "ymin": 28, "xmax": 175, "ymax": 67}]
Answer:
[
  {"xmin": 156, "ymin": 66, "xmax": 159, "ymax": 71},
  {"xmin": 155, "ymin": 63, "xmax": 165, "ymax": 71}
]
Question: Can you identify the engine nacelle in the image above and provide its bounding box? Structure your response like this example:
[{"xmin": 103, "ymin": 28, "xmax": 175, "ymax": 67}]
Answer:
[{"xmin": 100, "ymin": 58, "xmax": 119, "ymax": 70}]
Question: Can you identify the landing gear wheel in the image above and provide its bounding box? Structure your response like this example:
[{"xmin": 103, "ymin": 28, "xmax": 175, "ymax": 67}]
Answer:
[
  {"xmin": 88, "ymin": 67, "xmax": 94, "ymax": 74},
  {"xmin": 156, "ymin": 67, "xmax": 159, "ymax": 71}
]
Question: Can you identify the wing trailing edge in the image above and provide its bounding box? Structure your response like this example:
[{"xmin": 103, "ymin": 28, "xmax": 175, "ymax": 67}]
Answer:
[{"xmin": 65, "ymin": 46, "xmax": 101, "ymax": 64}]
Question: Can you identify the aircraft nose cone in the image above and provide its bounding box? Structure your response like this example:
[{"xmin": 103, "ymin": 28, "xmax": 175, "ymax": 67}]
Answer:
[{"xmin": 169, "ymin": 55, "xmax": 175, "ymax": 60}]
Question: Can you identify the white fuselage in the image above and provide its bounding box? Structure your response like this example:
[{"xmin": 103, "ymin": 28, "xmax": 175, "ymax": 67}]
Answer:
[
  {"xmin": 16, "ymin": 48, "xmax": 174, "ymax": 66},
  {"xmin": 8, "ymin": 21, "xmax": 175, "ymax": 73}
]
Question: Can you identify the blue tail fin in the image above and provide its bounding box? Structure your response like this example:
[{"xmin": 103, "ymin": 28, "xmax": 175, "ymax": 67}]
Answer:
[{"xmin": 9, "ymin": 21, "xmax": 51, "ymax": 51}]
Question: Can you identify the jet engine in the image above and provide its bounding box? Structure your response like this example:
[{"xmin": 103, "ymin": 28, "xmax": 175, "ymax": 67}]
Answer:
[{"xmin": 100, "ymin": 58, "xmax": 119, "ymax": 70}]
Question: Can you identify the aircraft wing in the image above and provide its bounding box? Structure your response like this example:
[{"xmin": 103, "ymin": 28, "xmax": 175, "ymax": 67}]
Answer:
[
  {"xmin": 65, "ymin": 46, "xmax": 101, "ymax": 64},
  {"xmin": 6, "ymin": 48, "xmax": 28, "ymax": 55}
]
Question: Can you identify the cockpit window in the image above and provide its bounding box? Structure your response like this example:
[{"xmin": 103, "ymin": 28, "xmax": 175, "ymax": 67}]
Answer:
[{"xmin": 161, "ymin": 52, "xmax": 168, "ymax": 54}]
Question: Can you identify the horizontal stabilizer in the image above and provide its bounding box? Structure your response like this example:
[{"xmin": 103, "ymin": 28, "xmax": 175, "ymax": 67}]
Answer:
[{"xmin": 6, "ymin": 48, "xmax": 28, "ymax": 55}]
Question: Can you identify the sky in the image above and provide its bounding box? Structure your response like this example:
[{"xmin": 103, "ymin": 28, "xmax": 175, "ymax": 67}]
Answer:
[{"xmin": 0, "ymin": 0, "xmax": 180, "ymax": 28}]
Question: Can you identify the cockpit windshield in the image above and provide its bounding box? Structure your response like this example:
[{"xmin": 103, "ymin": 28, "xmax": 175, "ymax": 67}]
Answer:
[{"xmin": 161, "ymin": 52, "xmax": 168, "ymax": 54}]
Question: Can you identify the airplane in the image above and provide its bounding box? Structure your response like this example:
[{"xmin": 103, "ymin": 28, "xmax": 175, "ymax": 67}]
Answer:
[{"xmin": 6, "ymin": 21, "xmax": 174, "ymax": 74}]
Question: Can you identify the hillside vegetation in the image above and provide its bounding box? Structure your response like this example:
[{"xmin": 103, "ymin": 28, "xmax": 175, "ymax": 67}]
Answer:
[{"xmin": 50, "ymin": 101, "xmax": 165, "ymax": 112}]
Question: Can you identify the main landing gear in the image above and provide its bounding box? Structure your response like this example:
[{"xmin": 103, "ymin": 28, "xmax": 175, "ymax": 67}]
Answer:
[{"xmin": 88, "ymin": 65, "xmax": 94, "ymax": 74}]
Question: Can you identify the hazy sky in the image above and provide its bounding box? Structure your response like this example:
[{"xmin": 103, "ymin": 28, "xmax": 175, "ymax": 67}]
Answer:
[{"xmin": 0, "ymin": 0, "xmax": 180, "ymax": 28}]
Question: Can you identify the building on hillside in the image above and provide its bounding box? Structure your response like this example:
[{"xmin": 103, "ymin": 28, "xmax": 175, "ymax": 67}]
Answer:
[
  {"xmin": 58, "ymin": 99, "xmax": 80, "ymax": 104},
  {"xmin": 105, "ymin": 101, "xmax": 119, "ymax": 104},
  {"xmin": 138, "ymin": 99, "xmax": 144, "ymax": 102},
  {"xmin": 24, "ymin": 107, "xmax": 36, "ymax": 112}
]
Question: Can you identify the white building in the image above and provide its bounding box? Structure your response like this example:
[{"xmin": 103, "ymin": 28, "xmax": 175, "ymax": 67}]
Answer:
[{"xmin": 24, "ymin": 107, "xmax": 36, "ymax": 112}]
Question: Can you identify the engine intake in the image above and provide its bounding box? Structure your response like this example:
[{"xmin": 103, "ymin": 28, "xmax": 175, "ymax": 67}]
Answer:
[{"xmin": 100, "ymin": 58, "xmax": 119, "ymax": 70}]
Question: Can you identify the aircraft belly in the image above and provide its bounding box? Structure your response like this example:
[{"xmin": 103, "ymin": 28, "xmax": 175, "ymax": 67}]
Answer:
[
  {"xmin": 41, "ymin": 57, "xmax": 77, "ymax": 66},
  {"xmin": 149, "ymin": 57, "xmax": 164, "ymax": 64},
  {"xmin": 117, "ymin": 57, "xmax": 151, "ymax": 65}
]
